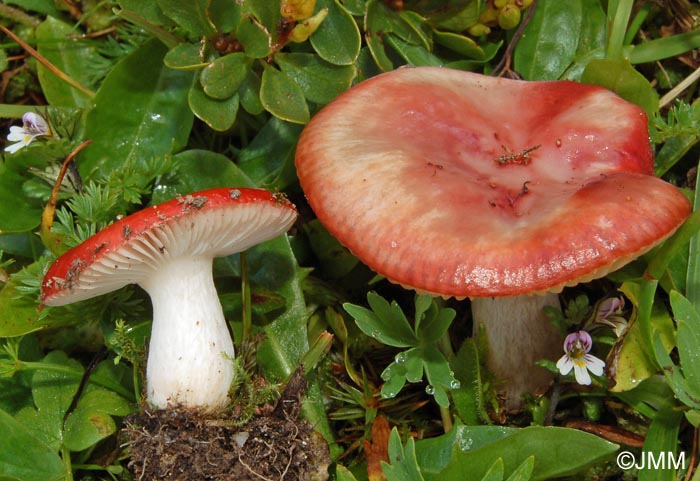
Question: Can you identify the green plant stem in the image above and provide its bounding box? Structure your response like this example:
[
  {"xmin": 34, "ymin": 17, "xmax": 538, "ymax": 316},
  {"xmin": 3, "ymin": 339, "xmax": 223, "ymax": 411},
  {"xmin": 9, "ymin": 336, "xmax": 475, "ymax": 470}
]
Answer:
[
  {"xmin": 240, "ymin": 251, "xmax": 252, "ymax": 344},
  {"xmin": 14, "ymin": 361, "xmax": 133, "ymax": 399},
  {"xmin": 606, "ymin": 0, "xmax": 634, "ymax": 60},
  {"xmin": 0, "ymin": 24, "xmax": 95, "ymax": 98},
  {"xmin": 0, "ymin": 3, "xmax": 40, "ymax": 27},
  {"xmin": 61, "ymin": 445, "xmax": 74, "ymax": 481},
  {"xmin": 436, "ymin": 330, "xmax": 456, "ymax": 433},
  {"xmin": 623, "ymin": 2, "xmax": 651, "ymax": 46},
  {"xmin": 114, "ymin": 8, "xmax": 181, "ymax": 49}
]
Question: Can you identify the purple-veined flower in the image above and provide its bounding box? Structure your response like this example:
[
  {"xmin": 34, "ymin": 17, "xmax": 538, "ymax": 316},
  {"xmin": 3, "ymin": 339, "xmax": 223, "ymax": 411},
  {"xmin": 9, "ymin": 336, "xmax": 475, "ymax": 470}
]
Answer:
[
  {"xmin": 5, "ymin": 112, "xmax": 50, "ymax": 154},
  {"xmin": 594, "ymin": 296, "xmax": 627, "ymax": 336},
  {"xmin": 556, "ymin": 330, "xmax": 605, "ymax": 385}
]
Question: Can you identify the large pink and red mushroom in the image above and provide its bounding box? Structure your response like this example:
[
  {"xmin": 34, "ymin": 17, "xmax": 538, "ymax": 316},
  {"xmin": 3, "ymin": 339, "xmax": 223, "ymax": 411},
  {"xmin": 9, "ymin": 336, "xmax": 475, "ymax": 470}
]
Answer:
[
  {"xmin": 294, "ymin": 67, "xmax": 690, "ymax": 408},
  {"xmin": 41, "ymin": 187, "xmax": 298, "ymax": 411}
]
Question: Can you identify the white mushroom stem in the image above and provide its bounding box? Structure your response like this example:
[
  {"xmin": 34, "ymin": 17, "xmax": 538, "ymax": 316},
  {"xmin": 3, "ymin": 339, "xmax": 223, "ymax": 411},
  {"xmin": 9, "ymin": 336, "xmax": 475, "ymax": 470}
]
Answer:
[
  {"xmin": 140, "ymin": 256, "xmax": 235, "ymax": 410},
  {"xmin": 471, "ymin": 293, "xmax": 562, "ymax": 410}
]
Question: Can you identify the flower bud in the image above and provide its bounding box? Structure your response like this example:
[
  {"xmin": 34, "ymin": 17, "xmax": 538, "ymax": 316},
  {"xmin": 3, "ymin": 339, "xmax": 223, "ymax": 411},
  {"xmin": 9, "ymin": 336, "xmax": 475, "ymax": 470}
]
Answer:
[
  {"xmin": 281, "ymin": 0, "xmax": 316, "ymax": 21},
  {"xmin": 289, "ymin": 8, "xmax": 328, "ymax": 43},
  {"xmin": 468, "ymin": 23, "xmax": 491, "ymax": 37},
  {"xmin": 498, "ymin": 4, "xmax": 521, "ymax": 30}
]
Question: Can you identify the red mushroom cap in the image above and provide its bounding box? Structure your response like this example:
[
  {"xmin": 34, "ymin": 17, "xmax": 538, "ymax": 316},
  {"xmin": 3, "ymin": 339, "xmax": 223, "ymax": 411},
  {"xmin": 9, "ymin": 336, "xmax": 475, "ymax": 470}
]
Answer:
[
  {"xmin": 41, "ymin": 187, "xmax": 297, "ymax": 305},
  {"xmin": 295, "ymin": 67, "xmax": 691, "ymax": 297}
]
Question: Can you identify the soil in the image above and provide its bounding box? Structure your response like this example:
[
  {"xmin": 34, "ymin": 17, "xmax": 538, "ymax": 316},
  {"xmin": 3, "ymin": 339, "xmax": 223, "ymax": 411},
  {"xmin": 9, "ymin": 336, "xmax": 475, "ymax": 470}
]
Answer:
[{"xmin": 123, "ymin": 373, "xmax": 330, "ymax": 481}]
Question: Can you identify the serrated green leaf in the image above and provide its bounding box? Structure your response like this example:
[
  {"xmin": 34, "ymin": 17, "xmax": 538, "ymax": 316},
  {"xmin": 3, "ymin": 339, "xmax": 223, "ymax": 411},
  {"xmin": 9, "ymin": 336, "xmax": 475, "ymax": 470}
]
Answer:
[
  {"xmin": 80, "ymin": 39, "xmax": 194, "ymax": 178},
  {"xmin": 0, "ymin": 409, "xmax": 65, "ymax": 481},
  {"xmin": 164, "ymin": 43, "xmax": 209, "ymax": 70},
  {"xmin": 311, "ymin": 0, "xmax": 361, "ymax": 66},
  {"xmin": 513, "ymin": 0, "xmax": 583, "ymax": 80},
  {"xmin": 189, "ymin": 74, "xmax": 240, "ymax": 131},
  {"xmin": 275, "ymin": 53, "xmax": 356, "ymax": 105},
  {"xmin": 200, "ymin": 52, "xmax": 251, "ymax": 99},
  {"xmin": 36, "ymin": 17, "xmax": 94, "ymax": 108},
  {"xmin": 260, "ymin": 64, "xmax": 310, "ymax": 124}
]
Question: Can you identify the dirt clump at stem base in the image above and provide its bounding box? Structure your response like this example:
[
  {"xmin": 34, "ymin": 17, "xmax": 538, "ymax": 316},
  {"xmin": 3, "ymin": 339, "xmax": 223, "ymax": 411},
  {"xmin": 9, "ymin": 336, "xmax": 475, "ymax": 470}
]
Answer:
[{"xmin": 123, "ymin": 373, "xmax": 330, "ymax": 481}]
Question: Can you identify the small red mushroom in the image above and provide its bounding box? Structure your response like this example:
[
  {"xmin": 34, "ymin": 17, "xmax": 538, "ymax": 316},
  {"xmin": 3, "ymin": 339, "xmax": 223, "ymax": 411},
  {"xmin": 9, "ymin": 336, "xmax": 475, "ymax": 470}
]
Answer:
[
  {"xmin": 41, "ymin": 187, "xmax": 298, "ymax": 410},
  {"xmin": 295, "ymin": 67, "xmax": 691, "ymax": 408}
]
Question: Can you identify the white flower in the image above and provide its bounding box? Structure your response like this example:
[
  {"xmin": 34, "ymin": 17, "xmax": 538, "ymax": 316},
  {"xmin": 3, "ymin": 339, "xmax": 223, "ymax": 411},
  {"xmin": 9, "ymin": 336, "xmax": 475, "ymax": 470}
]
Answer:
[
  {"xmin": 5, "ymin": 112, "xmax": 50, "ymax": 154},
  {"xmin": 556, "ymin": 330, "xmax": 605, "ymax": 385}
]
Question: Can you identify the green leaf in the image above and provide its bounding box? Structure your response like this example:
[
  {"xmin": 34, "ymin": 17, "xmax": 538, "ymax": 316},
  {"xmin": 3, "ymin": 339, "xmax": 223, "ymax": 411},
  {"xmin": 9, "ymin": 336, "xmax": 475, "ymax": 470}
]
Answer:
[
  {"xmin": 607, "ymin": 300, "xmax": 674, "ymax": 392},
  {"xmin": 506, "ymin": 457, "xmax": 534, "ymax": 481},
  {"xmin": 163, "ymin": 43, "xmax": 209, "ymax": 70},
  {"xmin": 239, "ymin": 69, "xmax": 265, "ymax": 115},
  {"xmin": 156, "ymin": 0, "xmax": 216, "ymax": 35},
  {"xmin": 236, "ymin": 15, "xmax": 273, "ymax": 59},
  {"xmin": 629, "ymin": 30, "xmax": 700, "ymax": 65},
  {"xmin": 302, "ymin": 219, "xmax": 359, "ymax": 279},
  {"xmin": 365, "ymin": 0, "xmax": 398, "ymax": 72},
  {"xmin": 383, "ymin": 428, "xmax": 426, "ymax": 481},
  {"xmin": 434, "ymin": 30, "xmax": 486, "ymax": 60},
  {"xmin": 414, "ymin": 424, "xmax": 516, "ymax": 475},
  {"xmin": 63, "ymin": 389, "xmax": 132, "ymax": 452},
  {"xmin": 580, "ymin": 59, "xmax": 658, "ymax": 116},
  {"xmin": 275, "ymin": 53, "xmax": 356, "ymax": 105},
  {"xmin": 480, "ymin": 459, "xmax": 505, "ymax": 481},
  {"xmin": 638, "ymin": 406, "xmax": 684, "ymax": 481},
  {"xmin": 513, "ymin": 0, "xmax": 583, "ymax": 80},
  {"xmin": 0, "ymin": 163, "xmax": 42, "ymax": 233},
  {"xmin": 0, "ymin": 262, "xmax": 49, "ymax": 337},
  {"xmin": 0, "ymin": 409, "xmax": 65, "ymax": 481},
  {"xmin": 384, "ymin": 34, "xmax": 443, "ymax": 67},
  {"xmin": 189, "ymin": 75, "xmax": 240, "ymax": 132},
  {"xmin": 310, "ymin": 0, "xmax": 362, "ymax": 66},
  {"xmin": 163, "ymin": 150, "xmax": 252, "ymax": 197},
  {"xmin": 671, "ymin": 291, "xmax": 700, "ymax": 390},
  {"xmin": 80, "ymin": 39, "xmax": 194, "ymax": 177},
  {"xmin": 236, "ymin": 116, "xmax": 303, "ymax": 189},
  {"xmin": 260, "ymin": 64, "xmax": 310, "ymax": 124},
  {"xmin": 417, "ymin": 305, "xmax": 455, "ymax": 344},
  {"xmin": 14, "ymin": 351, "xmax": 82, "ymax": 451},
  {"xmin": 344, "ymin": 294, "xmax": 417, "ymax": 348},
  {"xmin": 435, "ymin": 426, "xmax": 618, "ymax": 481},
  {"xmin": 451, "ymin": 338, "xmax": 488, "ymax": 425},
  {"xmin": 36, "ymin": 17, "xmax": 94, "ymax": 108},
  {"xmin": 200, "ymin": 52, "xmax": 251, "ymax": 99},
  {"xmin": 336, "ymin": 465, "xmax": 359, "ymax": 481}
]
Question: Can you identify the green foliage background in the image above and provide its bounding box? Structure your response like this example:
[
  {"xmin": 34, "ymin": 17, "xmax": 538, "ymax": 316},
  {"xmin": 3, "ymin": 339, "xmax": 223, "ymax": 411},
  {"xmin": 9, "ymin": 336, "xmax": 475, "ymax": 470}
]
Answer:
[{"xmin": 1, "ymin": 0, "xmax": 700, "ymax": 480}]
